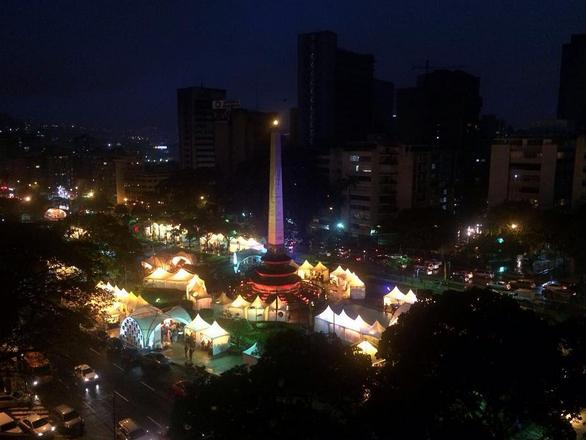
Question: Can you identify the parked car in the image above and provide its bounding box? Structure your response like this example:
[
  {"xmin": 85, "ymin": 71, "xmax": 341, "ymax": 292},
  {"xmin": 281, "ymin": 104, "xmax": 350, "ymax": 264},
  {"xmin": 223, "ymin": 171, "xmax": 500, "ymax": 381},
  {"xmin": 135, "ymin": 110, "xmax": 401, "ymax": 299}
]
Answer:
[
  {"xmin": 512, "ymin": 288, "xmax": 536, "ymax": 302},
  {"xmin": 106, "ymin": 337, "xmax": 125, "ymax": 356},
  {"xmin": 140, "ymin": 353, "xmax": 170, "ymax": 371},
  {"xmin": 50, "ymin": 404, "xmax": 84, "ymax": 435},
  {"xmin": 19, "ymin": 414, "xmax": 55, "ymax": 437},
  {"xmin": 0, "ymin": 412, "xmax": 23, "ymax": 434},
  {"xmin": 426, "ymin": 259, "xmax": 442, "ymax": 270},
  {"xmin": 0, "ymin": 390, "xmax": 34, "ymax": 409},
  {"xmin": 487, "ymin": 281, "xmax": 512, "ymax": 291},
  {"xmin": 73, "ymin": 364, "xmax": 99, "ymax": 385},
  {"xmin": 474, "ymin": 269, "xmax": 495, "ymax": 279},
  {"xmin": 116, "ymin": 418, "xmax": 151, "ymax": 440},
  {"xmin": 121, "ymin": 346, "xmax": 141, "ymax": 369},
  {"xmin": 451, "ymin": 271, "xmax": 473, "ymax": 283},
  {"xmin": 511, "ymin": 279, "xmax": 536, "ymax": 290}
]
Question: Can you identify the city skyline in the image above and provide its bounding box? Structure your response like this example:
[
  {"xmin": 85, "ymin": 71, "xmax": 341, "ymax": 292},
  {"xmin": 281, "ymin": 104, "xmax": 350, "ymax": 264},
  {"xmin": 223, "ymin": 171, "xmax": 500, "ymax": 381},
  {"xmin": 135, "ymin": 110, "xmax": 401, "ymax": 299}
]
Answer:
[{"xmin": 1, "ymin": 1, "xmax": 584, "ymax": 132}]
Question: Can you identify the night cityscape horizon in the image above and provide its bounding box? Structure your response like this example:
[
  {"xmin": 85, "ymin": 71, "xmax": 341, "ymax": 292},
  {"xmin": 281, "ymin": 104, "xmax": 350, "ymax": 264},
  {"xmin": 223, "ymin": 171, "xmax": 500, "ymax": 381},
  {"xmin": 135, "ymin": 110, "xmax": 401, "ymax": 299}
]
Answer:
[{"xmin": 2, "ymin": 2, "xmax": 586, "ymax": 440}]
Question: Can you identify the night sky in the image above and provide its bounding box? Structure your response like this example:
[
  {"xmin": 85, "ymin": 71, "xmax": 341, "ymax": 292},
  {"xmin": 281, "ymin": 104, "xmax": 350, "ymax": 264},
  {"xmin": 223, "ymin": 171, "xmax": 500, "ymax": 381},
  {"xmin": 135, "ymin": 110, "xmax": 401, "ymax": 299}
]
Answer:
[{"xmin": 1, "ymin": 1, "xmax": 584, "ymax": 134}]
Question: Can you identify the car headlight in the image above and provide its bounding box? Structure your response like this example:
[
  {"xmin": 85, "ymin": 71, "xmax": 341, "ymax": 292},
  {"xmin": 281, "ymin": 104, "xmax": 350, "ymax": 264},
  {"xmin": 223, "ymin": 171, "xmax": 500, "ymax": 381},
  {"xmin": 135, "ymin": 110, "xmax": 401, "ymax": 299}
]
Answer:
[
  {"xmin": 84, "ymin": 378, "xmax": 89, "ymax": 382},
  {"xmin": 94, "ymin": 374, "xmax": 99, "ymax": 379},
  {"xmin": 51, "ymin": 426, "xmax": 55, "ymax": 431},
  {"xmin": 37, "ymin": 433, "xmax": 43, "ymax": 437}
]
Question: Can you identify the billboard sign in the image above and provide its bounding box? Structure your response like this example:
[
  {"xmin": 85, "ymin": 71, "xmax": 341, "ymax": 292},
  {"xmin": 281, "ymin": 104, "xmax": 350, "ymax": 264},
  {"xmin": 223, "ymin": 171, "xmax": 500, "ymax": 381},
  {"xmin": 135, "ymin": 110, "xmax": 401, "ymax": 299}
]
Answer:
[{"xmin": 212, "ymin": 99, "xmax": 242, "ymax": 110}]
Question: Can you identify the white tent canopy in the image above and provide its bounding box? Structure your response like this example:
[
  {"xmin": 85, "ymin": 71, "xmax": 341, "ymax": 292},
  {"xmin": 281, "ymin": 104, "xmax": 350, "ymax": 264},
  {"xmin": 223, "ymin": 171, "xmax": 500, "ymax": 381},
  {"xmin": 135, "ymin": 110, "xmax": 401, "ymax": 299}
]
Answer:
[
  {"xmin": 242, "ymin": 342, "xmax": 262, "ymax": 367},
  {"xmin": 383, "ymin": 286, "xmax": 406, "ymax": 306},
  {"xmin": 404, "ymin": 290, "xmax": 418, "ymax": 305},
  {"xmin": 201, "ymin": 321, "xmax": 231, "ymax": 355},
  {"xmin": 185, "ymin": 314, "xmax": 211, "ymax": 342}
]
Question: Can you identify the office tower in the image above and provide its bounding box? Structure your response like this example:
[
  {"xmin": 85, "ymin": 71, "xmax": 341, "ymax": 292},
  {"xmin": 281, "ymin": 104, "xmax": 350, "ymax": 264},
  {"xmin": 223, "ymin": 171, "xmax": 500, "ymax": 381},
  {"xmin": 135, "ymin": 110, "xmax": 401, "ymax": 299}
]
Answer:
[
  {"xmin": 177, "ymin": 87, "xmax": 227, "ymax": 170},
  {"xmin": 297, "ymin": 31, "xmax": 375, "ymax": 149},
  {"xmin": 558, "ymin": 34, "xmax": 586, "ymax": 132}
]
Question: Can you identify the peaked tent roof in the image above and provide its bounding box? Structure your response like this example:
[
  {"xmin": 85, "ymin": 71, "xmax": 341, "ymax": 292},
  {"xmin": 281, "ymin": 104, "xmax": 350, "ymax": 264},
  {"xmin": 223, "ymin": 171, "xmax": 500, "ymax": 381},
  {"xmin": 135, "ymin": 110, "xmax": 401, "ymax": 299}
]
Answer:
[
  {"xmin": 404, "ymin": 290, "xmax": 418, "ymax": 304},
  {"xmin": 202, "ymin": 321, "xmax": 230, "ymax": 339},
  {"xmin": 299, "ymin": 260, "xmax": 315, "ymax": 271},
  {"xmin": 214, "ymin": 292, "xmax": 233, "ymax": 305},
  {"xmin": 289, "ymin": 259, "xmax": 300, "ymax": 269},
  {"xmin": 165, "ymin": 306, "xmax": 192, "ymax": 324},
  {"xmin": 243, "ymin": 342, "xmax": 262, "ymax": 358},
  {"xmin": 384, "ymin": 286, "xmax": 406, "ymax": 301},
  {"xmin": 338, "ymin": 309, "xmax": 359, "ymax": 330},
  {"xmin": 186, "ymin": 314, "xmax": 211, "ymax": 332},
  {"xmin": 314, "ymin": 262, "xmax": 328, "ymax": 272},
  {"xmin": 357, "ymin": 340, "xmax": 378, "ymax": 356},
  {"xmin": 249, "ymin": 296, "xmax": 266, "ymax": 309},
  {"xmin": 315, "ymin": 305, "xmax": 335, "ymax": 323},
  {"xmin": 167, "ymin": 268, "xmax": 195, "ymax": 281},
  {"xmin": 354, "ymin": 315, "xmax": 372, "ymax": 332},
  {"xmin": 365, "ymin": 320, "xmax": 386, "ymax": 338},
  {"xmin": 331, "ymin": 266, "xmax": 346, "ymax": 277},
  {"xmin": 136, "ymin": 295, "xmax": 150, "ymax": 308},
  {"xmin": 231, "ymin": 294, "xmax": 251, "ymax": 308},
  {"xmin": 146, "ymin": 268, "xmax": 172, "ymax": 280}
]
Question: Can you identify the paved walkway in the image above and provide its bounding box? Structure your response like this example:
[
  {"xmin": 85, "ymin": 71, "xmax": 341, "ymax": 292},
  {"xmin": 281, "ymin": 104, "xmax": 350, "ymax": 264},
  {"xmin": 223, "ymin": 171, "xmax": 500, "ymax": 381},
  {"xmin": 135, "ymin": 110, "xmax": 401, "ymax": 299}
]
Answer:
[{"xmin": 161, "ymin": 342, "xmax": 242, "ymax": 375}]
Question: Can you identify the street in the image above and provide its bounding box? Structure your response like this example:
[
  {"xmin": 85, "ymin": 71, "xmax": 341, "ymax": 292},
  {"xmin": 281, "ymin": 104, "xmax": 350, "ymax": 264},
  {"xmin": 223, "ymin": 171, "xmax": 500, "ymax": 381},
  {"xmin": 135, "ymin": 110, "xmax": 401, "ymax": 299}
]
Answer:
[{"xmin": 12, "ymin": 337, "xmax": 196, "ymax": 439}]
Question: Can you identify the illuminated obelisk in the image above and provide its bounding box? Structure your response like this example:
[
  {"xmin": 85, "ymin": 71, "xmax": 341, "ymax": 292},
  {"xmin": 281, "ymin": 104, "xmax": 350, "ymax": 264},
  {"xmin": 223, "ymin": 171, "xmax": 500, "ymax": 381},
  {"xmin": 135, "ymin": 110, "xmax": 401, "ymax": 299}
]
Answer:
[
  {"xmin": 267, "ymin": 130, "xmax": 285, "ymax": 256},
  {"xmin": 251, "ymin": 121, "xmax": 301, "ymax": 299}
]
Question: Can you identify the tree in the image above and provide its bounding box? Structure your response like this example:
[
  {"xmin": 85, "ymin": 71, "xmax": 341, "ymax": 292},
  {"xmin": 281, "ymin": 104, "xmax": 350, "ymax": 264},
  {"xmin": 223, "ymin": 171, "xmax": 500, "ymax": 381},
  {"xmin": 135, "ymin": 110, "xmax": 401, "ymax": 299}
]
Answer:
[
  {"xmin": 169, "ymin": 330, "xmax": 373, "ymax": 439},
  {"xmin": 0, "ymin": 222, "xmax": 113, "ymax": 364},
  {"xmin": 370, "ymin": 289, "xmax": 582, "ymax": 440}
]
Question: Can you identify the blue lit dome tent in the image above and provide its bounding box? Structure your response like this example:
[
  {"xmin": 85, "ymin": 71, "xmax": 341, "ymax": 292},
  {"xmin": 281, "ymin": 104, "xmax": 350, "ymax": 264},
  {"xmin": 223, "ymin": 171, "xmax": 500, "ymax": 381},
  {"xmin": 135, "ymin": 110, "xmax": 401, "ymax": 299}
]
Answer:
[{"xmin": 119, "ymin": 305, "xmax": 191, "ymax": 349}]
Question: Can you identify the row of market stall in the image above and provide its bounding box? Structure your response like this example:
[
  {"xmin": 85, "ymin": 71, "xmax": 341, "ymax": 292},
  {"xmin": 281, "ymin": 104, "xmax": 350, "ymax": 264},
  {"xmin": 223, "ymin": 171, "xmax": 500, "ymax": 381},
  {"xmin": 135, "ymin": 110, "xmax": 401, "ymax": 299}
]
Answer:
[
  {"xmin": 200, "ymin": 233, "xmax": 265, "ymax": 254},
  {"xmin": 212, "ymin": 293, "xmax": 290, "ymax": 322},
  {"xmin": 142, "ymin": 251, "xmax": 196, "ymax": 271},
  {"xmin": 314, "ymin": 306, "xmax": 386, "ymax": 345},
  {"xmin": 382, "ymin": 286, "xmax": 418, "ymax": 306},
  {"xmin": 96, "ymin": 281, "xmax": 150, "ymax": 322}
]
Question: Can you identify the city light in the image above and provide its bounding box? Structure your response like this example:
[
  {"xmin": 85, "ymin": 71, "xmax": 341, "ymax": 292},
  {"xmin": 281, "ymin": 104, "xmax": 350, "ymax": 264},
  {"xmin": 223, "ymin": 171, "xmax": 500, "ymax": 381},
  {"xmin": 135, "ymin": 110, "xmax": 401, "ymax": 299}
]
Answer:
[
  {"xmin": 272, "ymin": 119, "xmax": 279, "ymax": 126},
  {"xmin": 336, "ymin": 222, "xmax": 344, "ymax": 229},
  {"xmin": 24, "ymin": 196, "xmax": 31, "ymax": 202},
  {"xmin": 510, "ymin": 223, "xmax": 518, "ymax": 229}
]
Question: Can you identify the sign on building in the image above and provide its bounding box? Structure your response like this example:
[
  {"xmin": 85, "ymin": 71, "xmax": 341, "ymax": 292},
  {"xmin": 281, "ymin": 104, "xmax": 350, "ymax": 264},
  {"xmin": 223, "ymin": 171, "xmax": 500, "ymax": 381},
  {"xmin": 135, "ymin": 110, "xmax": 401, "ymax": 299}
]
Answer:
[{"xmin": 212, "ymin": 99, "xmax": 242, "ymax": 110}]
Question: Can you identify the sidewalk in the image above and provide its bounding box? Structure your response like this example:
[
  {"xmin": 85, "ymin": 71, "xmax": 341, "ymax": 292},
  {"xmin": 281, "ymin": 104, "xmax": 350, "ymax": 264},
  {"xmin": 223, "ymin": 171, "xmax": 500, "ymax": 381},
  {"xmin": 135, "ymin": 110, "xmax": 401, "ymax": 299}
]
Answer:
[{"xmin": 161, "ymin": 342, "xmax": 242, "ymax": 375}]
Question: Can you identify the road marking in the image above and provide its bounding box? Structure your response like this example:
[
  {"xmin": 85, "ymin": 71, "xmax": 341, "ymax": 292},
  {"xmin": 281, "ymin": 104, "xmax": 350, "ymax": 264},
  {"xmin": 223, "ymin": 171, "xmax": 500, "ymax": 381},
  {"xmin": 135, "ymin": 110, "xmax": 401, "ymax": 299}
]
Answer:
[
  {"xmin": 82, "ymin": 401, "xmax": 97, "ymax": 415},
  {"xmin": 147, "ymin": 416, "xmax": 163, "ymax": 428},
  {"xmin": 114, "ymin": 391, "xmax": 129, "ymax": 402},
  {"xmin": 58, "ymin": 378, "xmax": 71, "ymax": 390},
  {"xmin": 90, "ymin": 347, "xmax": 101, "ymax": 356},
  {"xmin": 141, "ymin": 381, "xmax": 155, "ymax": 392},
  {"xmin": 113, "ymin": 363, "xmax": 124, "ymax": 371}
]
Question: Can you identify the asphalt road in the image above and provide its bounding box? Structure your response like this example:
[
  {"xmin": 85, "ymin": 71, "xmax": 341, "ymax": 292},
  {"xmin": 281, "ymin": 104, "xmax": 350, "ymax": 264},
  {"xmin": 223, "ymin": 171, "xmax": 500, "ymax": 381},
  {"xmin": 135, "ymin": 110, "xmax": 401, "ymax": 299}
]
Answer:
[{"xmin": 21, "ymin": 338, "xmax": 195, "ymax": 439}]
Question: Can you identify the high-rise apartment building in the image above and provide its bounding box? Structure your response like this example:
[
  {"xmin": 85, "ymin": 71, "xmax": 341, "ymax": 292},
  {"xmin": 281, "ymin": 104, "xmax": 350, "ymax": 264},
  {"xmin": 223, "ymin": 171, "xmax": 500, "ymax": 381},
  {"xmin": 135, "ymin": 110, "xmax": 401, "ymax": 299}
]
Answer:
[
  {"xmin": 488, "ymin": 137, "xmax": 584, "ymax": 210},
  {"xmin": 298, "ymin": 31, "xmax": 384, "ymax": 149},
  {"xmin": 177, "ymin": 87, "xmax": 227, "ymax": 170},
  {"xmin": 558, "ymin": 34, "xmax": 586, "ymax": 132}
]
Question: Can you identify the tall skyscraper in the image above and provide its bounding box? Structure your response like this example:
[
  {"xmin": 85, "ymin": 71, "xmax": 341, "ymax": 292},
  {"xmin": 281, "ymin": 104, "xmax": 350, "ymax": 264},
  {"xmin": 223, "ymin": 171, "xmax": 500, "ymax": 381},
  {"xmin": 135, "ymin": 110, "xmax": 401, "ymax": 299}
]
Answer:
[
  {"xmin": 177, "ymin": 87, "xmax": 226, "ymax": 170},
  {"xmin": 396, "ymin": 70, "xmax": 482, "ymax": 150},
  {"xmin": 297, "ymin": 31, "xmax": 376, "ymax": 149},
  {"xmin": 558, "ymin": 34, "xmax": 586, "ymax": 132}
]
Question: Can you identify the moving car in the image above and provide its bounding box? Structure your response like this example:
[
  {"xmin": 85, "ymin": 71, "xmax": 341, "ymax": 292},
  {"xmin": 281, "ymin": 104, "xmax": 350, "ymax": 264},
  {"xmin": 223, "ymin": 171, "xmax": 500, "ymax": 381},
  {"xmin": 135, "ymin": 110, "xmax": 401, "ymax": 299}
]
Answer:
[
  {"xmin": 451, "ymin": 271, "xmax": 473, "ymax": 283},
  {"xmin": 0, "ymin": 390, "xmax": 34, "ymax": 409},
  {"xmin": 0, "ymin": 412, "xmax": 23, "ymax": 434},
  {"xmin": 542, "ymin": 281, "xmax": 568, "ymax": 292},
  {"xmin": 50, "ymin": 404, "xmax": 84, "ymax": 435},
  {"xmin": 487, "ymin": 281, "xmax": 512, "ymax": 291},
  {"xmin": 511, "ymin": 288, "xmax": 536, "ymax": 302},
  {"xmin": 140, "ymin": 353, "xmax": 170, "ymax": 370},
  {"xmin": 19, "ymin": 414, "xmax": 55, "ymax": 437},
  {"xmin": 73, "ymin": 364, "xmax": 99, "ymax": 385},
  {"xmin": 116, "ymin": 418, "xmax": 151, "ymax": 440}
]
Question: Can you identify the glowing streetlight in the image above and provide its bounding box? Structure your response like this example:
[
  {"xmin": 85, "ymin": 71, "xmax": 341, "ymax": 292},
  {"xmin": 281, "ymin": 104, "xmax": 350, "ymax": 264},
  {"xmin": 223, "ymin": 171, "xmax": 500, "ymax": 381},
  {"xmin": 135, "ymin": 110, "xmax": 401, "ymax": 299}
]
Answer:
[
  {"xmin": 24, "ymin": 196, "xmax": 31, "ymax": 202},
  {"xmin": 510, "ymin": 223, "xmax": 518, "ymax": 229},
  {"xmin": 272, "ymin": 119, "xmax": 279, "ymax": 126},
  {"xmin": 200, "ymin": 195, "xmax": 205, "ymax": 200}
]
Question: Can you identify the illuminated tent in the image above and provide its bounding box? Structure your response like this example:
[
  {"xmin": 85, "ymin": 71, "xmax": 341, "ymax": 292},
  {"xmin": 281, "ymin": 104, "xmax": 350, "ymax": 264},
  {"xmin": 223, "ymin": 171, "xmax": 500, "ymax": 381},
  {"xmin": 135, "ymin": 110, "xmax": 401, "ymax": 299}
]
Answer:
[
  {"xmin": 314, "ymin": 306, "xmax": 336, "ymax": 333},
  {"xmin": 297, "ymin": 260, "xmax": 315, "ymax": 280},
  {"xmin": 247, "ymin": 296, "xmax": 268, "ymax": 322},
  {"xmin": 356, "ymin": 340, "xmax": 378, "ymax": 360},
  {"xmin": 354, "ymin": 315, "xmax": 372, "ymax": 333},
  {"xmin": 212, "ymin": 292, "xmax": 233, "ymax": 314},
  {"xmin": 266, "ymin": 298, "xmax": 289, "ymax": 322},
  {"xmin": 365, "ymin": 320, "xmax": 386, "ymax": 339},
  {"xmin": 313, "ymin": 262, "xmax": 330, "ymax": 281},
  {"xmin": 170, "ymin": 251, "xmax": 195, "ymax": 267},
  {"xmin": 389, "ymin": 304, "xmax": 412, "ymax": 326},
  {"xmin": 242, "ymin": 342, "xmax": 262, "ymax": 367},
  {"xmin": 228, "ymin": 295, "xmax": 251, "ymax": 319},
  {"xmin": 144, "ymin": 268, "xmax": 172, "ymax": 288},
  {"xmin": 229, "ymin": 236, "xmax": 264, "ymax": 254},
  {"xmin": 404, "ymin": 290, "xmax": 418, "ymax": 305},
  {"xmin": 120, "ymin": 305, "xmax": 165, "ymax": 349},
  {"xmin": 349, "ymin": 273, "xmax": 366, "ymax": 299},
  {"xmin": 124, "ymin": 292, "xmax": 139, "ymax": 312},
  {"xmin": 185, "ymin": 314, "xmax": 211, "ymax": 342},
  {"xmin": 331, "ymin": 266, "xmax": 345, "ymax": 278},
  {"xmin": 200, "ymin": 321, "xmax": 231, "ymax": 355},
  {"xmin": 164, "ymin": 268, "xmax": 196, "ymax": 290},
  {"xmin": 185, "ymin": 275, "xmax": 211, "ymax": 310},
  {"xmin": 383, "ymin": 286, "xmax": 406, "ymax": 306},
  {"xmin": 142, "ymin": 255, "xmax": 167, "ymax": 271},
  {"xmin": 335, "ymin": 310, "xmax": 362, "ymax": 343},
  {"xmin": 166, "ymin": 306, "xmax": 192, "ymax": 325},
  {"xmin": 44, "ymin": 208, "xmax": 67, "ymax": 221},
  {"xmin": 136, "ymin": 295, "xmax": 150, "ymax": 308},
  {"xmin": 200, "ymin": 233, "xmax": 226, "ymax": 248}
]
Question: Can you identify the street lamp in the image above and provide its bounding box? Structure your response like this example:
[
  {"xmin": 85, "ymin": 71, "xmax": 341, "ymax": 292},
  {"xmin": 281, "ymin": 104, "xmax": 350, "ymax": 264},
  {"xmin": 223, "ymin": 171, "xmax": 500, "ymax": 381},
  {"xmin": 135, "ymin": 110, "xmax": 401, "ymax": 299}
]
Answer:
[{"xmin": 510, "ymin": 223, "xmax": 518, "ymax": 230}]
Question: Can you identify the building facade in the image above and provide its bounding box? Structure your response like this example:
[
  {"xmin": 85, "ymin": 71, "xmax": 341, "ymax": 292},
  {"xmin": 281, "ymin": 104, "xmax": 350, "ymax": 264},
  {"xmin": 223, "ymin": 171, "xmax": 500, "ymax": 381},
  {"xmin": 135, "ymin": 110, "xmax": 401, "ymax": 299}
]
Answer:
[{"xmin": 488, "ymin": 137, "xmax": 586, "ymax": 210}]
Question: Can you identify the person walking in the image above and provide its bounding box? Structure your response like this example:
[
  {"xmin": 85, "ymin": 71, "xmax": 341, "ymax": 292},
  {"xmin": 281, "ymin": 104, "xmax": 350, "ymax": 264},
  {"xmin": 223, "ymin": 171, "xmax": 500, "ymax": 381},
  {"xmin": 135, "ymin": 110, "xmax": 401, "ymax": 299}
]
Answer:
[{"xmin": 188, "ymin": 335, "xmax": 195, "ymax": 363}]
